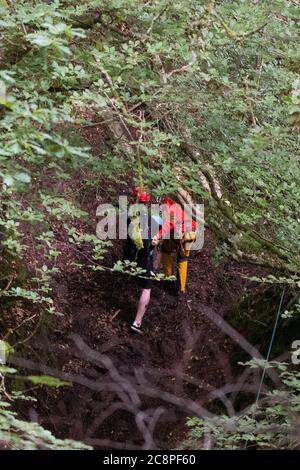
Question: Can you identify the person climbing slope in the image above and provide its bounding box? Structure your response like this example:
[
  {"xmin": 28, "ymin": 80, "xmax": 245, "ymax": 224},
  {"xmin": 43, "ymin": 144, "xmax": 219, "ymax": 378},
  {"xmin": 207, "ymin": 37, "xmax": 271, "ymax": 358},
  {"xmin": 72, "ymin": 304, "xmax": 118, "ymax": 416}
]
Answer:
[
  {"xmin": 123, "ymin": 187, "xmax": 162, "ymax": 334},
  {"xmin": 152, "ymin": 196, "xmax": 197, "ymax": 295}
]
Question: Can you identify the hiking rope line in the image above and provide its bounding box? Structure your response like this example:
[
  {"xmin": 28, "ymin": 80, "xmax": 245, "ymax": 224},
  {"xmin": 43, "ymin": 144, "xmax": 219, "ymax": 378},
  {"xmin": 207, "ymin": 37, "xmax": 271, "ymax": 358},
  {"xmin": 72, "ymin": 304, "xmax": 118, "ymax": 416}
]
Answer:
[
  {"xmin": 136, "ymin": 115, "xmax": 146, "ymax": 192},
  {"xmin": 244, "ymin": 286, "xmax": 286, "ymax": 450},
  {"xmin": 255, "ymin": 286, "xmax": 286, "ymax": 406},
  {"xmin": 136, "ymin": 141, "xmax": 145, "ymax": 192}
]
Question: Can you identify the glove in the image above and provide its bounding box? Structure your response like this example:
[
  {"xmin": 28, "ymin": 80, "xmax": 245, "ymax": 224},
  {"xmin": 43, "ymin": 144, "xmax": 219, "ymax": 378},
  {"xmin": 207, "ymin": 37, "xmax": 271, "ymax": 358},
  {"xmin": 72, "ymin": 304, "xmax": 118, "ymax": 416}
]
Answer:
[{"xmin": 151, "ymin": 235, "xmax": 160, "ymax": 246}]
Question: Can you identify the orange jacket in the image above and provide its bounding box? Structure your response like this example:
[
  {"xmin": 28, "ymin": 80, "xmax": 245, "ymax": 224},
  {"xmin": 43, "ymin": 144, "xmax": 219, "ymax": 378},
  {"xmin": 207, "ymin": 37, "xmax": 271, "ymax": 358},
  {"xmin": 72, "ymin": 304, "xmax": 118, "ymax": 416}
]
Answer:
[{"xmin": 157, "ymin": 197, "xmax": 197, "ymax": 239}]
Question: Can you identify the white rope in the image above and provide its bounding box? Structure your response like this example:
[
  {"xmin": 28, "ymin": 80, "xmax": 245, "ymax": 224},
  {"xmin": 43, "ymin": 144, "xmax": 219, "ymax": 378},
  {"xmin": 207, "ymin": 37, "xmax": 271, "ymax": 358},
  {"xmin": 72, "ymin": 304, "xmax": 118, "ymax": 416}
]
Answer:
[
  {"xmin": 243, "ymin": 287, "xmax": 286, "ymax": 450},
  {"xmin": 255, "ymin": 287, "xmax": 286, "ymax": 405}
]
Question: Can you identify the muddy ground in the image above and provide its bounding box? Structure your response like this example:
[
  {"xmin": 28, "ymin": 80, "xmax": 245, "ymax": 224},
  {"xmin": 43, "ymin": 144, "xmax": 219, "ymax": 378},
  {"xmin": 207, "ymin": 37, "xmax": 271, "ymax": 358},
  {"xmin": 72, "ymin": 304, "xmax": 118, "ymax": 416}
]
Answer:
[
  {"xmin": 2, "ymin": 126, "xmax": 269, "ymax": 450},
  {"xmin": 9, "ymin": 203, "xmax": 263, "ymax": 449}
]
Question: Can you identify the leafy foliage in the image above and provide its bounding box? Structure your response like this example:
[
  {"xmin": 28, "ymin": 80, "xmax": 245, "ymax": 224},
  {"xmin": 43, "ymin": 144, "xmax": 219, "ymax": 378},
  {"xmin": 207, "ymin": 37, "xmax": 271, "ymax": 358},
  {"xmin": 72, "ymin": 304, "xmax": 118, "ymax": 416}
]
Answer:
[
  {"xmin": 0, "ymin": 363, "xmax": 90, "ymax": 450},
  {"xmin": 186, "ymin": 362, "xmax": 300, "ymax": 450},
  {"xmin": 0, "ymin": 0, "xmax": 300, "ymax": 451}
]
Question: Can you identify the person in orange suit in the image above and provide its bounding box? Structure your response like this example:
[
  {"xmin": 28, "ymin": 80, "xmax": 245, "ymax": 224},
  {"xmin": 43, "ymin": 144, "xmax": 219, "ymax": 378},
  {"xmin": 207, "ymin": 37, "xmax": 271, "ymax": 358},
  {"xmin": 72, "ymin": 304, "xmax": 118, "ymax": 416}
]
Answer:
[{"xmin": 152, "ymin": 196, "xmax": 197, "ymax": 295}]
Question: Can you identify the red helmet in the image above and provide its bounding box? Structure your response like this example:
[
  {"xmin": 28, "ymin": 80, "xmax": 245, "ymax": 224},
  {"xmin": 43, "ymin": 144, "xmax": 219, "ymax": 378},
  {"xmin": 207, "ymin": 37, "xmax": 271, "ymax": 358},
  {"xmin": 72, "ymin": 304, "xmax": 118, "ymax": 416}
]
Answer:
[{"xmin": 133, "ymin": 187, "xmax": 151, "ymax": 203}]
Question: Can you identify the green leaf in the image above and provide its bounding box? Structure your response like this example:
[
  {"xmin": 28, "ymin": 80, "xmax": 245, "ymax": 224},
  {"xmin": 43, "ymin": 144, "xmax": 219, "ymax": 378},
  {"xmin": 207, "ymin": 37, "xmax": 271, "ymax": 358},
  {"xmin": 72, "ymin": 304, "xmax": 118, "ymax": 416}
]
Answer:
[
  {"xmin": 0, "ymin": 366, "xmax": 17, "ymax": 374},
  {"xmin": 2, "ymin": 175, "xmax": 14, "ymax": 187},
  {"xmin": 26, "ymin": 375, "xmax": 71, "ymax": 388},
  {"xmin": 15, "ymin": 172, "xmax": 31, "ymax": 183},
  {"xmin": 27, "ymin": 33, "xmax": 52, "ymax": 47}
]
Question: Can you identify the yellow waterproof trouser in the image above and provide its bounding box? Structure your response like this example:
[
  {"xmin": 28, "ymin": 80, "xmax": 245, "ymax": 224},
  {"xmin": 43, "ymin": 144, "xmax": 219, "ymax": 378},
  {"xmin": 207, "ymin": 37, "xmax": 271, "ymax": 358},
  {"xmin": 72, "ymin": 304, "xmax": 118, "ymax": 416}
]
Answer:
[
  {"xmin": 161, "ymin": 230, "xmax": 196, "ymax": 292},
  {"xmin": 177, "ymin": 260, "xmax": 188, "ymax": 293}
]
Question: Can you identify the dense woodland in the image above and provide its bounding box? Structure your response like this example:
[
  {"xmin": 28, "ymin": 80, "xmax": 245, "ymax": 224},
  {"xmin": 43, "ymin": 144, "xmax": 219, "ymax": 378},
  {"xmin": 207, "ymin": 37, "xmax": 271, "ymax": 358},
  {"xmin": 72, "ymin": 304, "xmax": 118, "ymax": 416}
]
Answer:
[{"xmin": 0, "ymin": 0, "xmax": 300, "ymax": 450}]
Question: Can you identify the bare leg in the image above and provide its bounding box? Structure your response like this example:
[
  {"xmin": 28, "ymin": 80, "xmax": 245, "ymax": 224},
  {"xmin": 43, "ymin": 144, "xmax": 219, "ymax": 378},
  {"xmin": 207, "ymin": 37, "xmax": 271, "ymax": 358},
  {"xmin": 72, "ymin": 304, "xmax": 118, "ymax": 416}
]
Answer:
[{"xmin": 133, "ymin": 288, "xmax": 151, "ymax": 327}]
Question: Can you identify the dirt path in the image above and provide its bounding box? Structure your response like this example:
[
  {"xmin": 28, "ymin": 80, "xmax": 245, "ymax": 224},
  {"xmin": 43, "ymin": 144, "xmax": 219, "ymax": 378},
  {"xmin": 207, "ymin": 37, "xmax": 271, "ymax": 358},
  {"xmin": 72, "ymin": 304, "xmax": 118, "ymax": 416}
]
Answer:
[
  {"xmin": 18, "ymin": 219, "xmax": 259, "ymax": 449},
  {"xmin": 3, "ymin": 126, "xmax": 263, "ymax": 448}
]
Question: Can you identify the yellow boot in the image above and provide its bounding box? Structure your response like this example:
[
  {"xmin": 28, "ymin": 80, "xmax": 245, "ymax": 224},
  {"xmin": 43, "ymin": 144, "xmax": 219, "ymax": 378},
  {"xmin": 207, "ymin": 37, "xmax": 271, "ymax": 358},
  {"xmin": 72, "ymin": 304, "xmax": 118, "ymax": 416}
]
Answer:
[
  {"xmin": 177, "ymin": 260, "xmax": 188, "ymax": 293},
  {"xmin": 161, "ymin": 252, "xmax": 173, "ymax": 277}
]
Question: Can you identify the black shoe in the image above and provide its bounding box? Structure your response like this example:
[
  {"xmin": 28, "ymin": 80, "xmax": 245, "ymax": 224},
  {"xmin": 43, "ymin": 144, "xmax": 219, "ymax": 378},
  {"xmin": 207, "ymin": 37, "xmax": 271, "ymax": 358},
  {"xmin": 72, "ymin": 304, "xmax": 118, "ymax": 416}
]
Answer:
[
  {"xmin": 130, "ymin": 323, "xmax": 143, "ymax": 334},
  {"xmin": 177, "ymin": 290, "xmax": 187, "ymax": 298}
]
